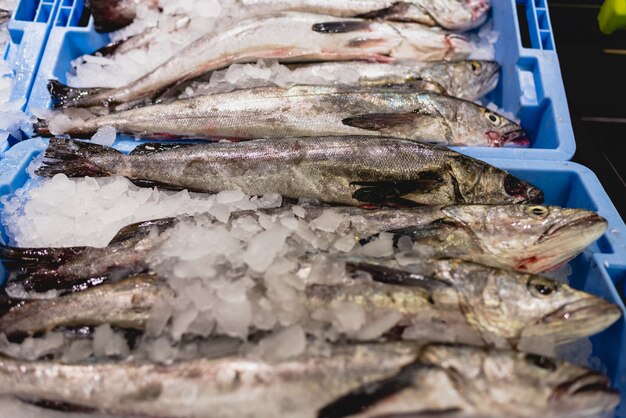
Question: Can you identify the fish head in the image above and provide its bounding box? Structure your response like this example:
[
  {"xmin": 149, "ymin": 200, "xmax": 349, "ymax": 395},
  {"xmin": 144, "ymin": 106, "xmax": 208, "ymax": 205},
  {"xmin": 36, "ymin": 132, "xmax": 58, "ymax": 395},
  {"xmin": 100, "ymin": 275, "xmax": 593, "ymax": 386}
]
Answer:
[
  {"xmin": 441, "ymin": 205, "xmax": 607, "ymax": 272},
  {"xmin": 475, "ymin": 104, "xmax": 529, "ymax": 147},
  {"xmin": 420, "ymin": 0, "xmax": 491, "ymax": 31},
  {"xmin": 417, "ymin": 344, "xmax": 620, "ymax": 417},
  {"xmin": 447, "ymin": 157, "xmax": 543, "ymax": 204},
  {"xmin": 444, "ymin": 260, "xmax": 622, "ymax": 343},
  {"xmin": 423, "ymin": 60, "xmax": 500, "ymax": 100}
]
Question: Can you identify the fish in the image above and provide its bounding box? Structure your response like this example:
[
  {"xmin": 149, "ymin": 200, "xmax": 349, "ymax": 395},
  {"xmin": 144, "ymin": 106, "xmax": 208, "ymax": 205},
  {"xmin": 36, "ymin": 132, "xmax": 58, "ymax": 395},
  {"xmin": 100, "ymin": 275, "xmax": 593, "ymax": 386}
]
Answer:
[
  {"xmin": 87, "ymin": 0, "xmax": 159, "ymax": 33},
  {"xmin": 263, "ymin": 203, "xmax": 606, "ymax": 273},
  {"xmin": 47, "ymin": 12, "xmax": 472, "ymax": 108},
  {"xmin": 0, "ymin": 217, "xmax": 177, "ymax": 296},
  {"xmin": 285, "ymin": 60, "xmax": 501, "ymax": 101},
  {"xmin": 0, "ymin": 342, "xmax": 618, "ymax": 418},
  {"xmin": 0, "ymin": 274, "xmax": 167, "ymax": 340},
  {"xmin": 38, "ymin": 87, "xmax": 526, "ymax": 147},
  {"xmin": 1, "ymin": 254, "xmax": 619, "ymax": 348},
  {"xmin": 0, "ymin": 202, "xmax": 601, "ymax": 298},
  {"xmin": 345, "ymin": 256, "xmax": 622, "ymax": 346},
  {"xmin": 35, "ymin": 137, "xmax": 543, "ymax": 207},
  {"xmin": 237, "ymin": 0, "xmax": 491, "ymax": 31}
]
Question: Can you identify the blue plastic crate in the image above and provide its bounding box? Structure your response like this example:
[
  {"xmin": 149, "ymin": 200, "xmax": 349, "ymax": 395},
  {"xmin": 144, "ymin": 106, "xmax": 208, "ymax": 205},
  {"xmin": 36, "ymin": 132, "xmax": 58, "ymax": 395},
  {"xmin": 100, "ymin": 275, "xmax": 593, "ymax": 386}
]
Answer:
[
  {"xmin": 0, "ymin": 138, "xmax": 624, "ymax": 416},
  {"xmin": 3, "ymin": 0, "xmax": 58, "ymax": 111},
  {"xmin": 24, "ymin": 0, "xmax": 575, "ymax": 160}
]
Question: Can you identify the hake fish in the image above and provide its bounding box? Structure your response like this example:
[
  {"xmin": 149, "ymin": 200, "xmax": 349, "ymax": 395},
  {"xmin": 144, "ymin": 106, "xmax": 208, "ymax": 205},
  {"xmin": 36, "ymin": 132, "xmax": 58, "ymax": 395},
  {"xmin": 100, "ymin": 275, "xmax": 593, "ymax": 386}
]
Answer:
[
  {"xmin": 0, "ymin": 254, "xmax": 619, "ymax": 346},
  {"xmin": 39, "ymin": 87, "xmax": 526, "ymax": 147},
  {"xmin": 0, "ymin": 343, "xmax": 618, "ymax": 418},
  {"xmin": 277, "ymin": 60, "xmax": 501, "ymax": 101},
  {"xmin": 36, "ymin": 137, "xmax": 543, "ymax": 206},
  {"xmin": 238, "ymin": 0, "xmax": 491, "ymax": 31},
  {"xmin": 48, "ymin": 13, "xmax": 472, "ymax": 108},
  {"xmin": 0, "ymin": 203, "xmax": 603, "ymax": 297}
]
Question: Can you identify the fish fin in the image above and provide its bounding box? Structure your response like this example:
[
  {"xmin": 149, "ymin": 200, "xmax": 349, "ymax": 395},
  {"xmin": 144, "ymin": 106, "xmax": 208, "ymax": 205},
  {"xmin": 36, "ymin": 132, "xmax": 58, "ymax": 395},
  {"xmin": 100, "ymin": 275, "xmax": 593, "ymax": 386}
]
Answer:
[
  {"xmin": 351, "ymin": 176, "xmax": 442, "ymax": 206},
  {"xmin": 317, "ymin": 363, "xmax": 434, "ymax": 418},
  {"xmin": 16, "ymin": 397, "xmax": 98, "ymax": 414},
  {"xmin": 311, "ymin": 21, "xmax": 371, "ymax": 33},
  {"xmin": 35, "ymin": 138, "xmax": 122, "ymax": 178},
  {"xmin": 354, "ymin": 2, "xmax": 412, "ymax": 21},
  {"xmin": 47, "ymin": 80, "xmax": 110, "ymax": 109},
  {"xmin": 346, "ymin": 262, "xmax": 450, "ymax": 290},
  {"xmin": 387, "ymin": 218, "xmax": 463, "ymax": 243},
  {"xmin": 129, "ymin": 179, "xmax": 190, "ymax": 192},
  {"xmin": 108, "ymin": 217, "xmax": 178, "ymax": 244},
  {"xmin": 129, "ymin": 142, "xmax": 197, "ymax": 155},
  {"xmin": 342, "ymin": 112, "xmax": 429, "ymax": 132}
]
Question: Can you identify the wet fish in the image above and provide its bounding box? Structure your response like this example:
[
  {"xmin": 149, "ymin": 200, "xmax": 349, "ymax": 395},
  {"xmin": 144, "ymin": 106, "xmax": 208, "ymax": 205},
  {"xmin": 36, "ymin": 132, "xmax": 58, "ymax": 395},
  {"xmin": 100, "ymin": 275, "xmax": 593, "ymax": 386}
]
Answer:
[
  {"xmin": 1, "ymin": 254, "xmax": 619, "ymax": 348},
  {"xmin": 284, "ymin": 60, "xmax": 501, "ymax": 101},
  {"xmin": 0, "ymin": 202, "xmax": 601, "ymax": 298},
  {"xmin": 0, "ymin": 343, "xmax": 618, "ymax": 418},
  {"xmin": 344, "ymin": 256, "xmax": 622, "ymax": 346},
  {"xmin": 87, "ymin": 0, "xmax": 159, "ymax": 33},
  {"xmin": 0, "ymin": 217, "xmax": 177, "ymax": 296},
  {"xmin": 238, "ymin": 0, "xmax": 491, "ymax": 31},
  {"xmin": 48, "ymin": 12, "xmax": 472, "ymax": 108},
  {"xmin": 38, "ymin": 87, "xmax": 525, "ymax": 147},
  {"xmin": 0, "ymin": 274, "xmax": 167, "ymax": 339},
  {"xmin": 35, "ymin": 137, "xmax": 543, "ymax": 207}
]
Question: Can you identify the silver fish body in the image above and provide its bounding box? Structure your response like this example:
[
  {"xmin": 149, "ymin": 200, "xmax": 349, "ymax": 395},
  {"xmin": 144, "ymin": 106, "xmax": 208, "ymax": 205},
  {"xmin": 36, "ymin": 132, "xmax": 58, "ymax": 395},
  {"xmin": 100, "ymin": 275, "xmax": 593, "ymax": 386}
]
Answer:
[
  {"xmin": 0, "ymin": 343, "xmax": 617, "ymax": 418},
  {"xmin": 36, "ymin": 137, "xmax": 543, "ymax": 207},
  {"xmin": 264, "ymin": 203, "xmax": 607, "ymax": 273},
  {"xmin": 238, "ymin": 0, "xmax": 491, "ymax": 31},
  {"xmin": 283, "ymin": 60, "xmax": 501, "ymax": 101},
  {"xmin": 0, "ymin": 274, "xmax": 166, "ymax": 337},
  {"xmin": 49, "ymin": 13, "xmax": 472, "ymax": 108},
  {"xmin": 0, "ymin": 203, "xmax": 602, "ymax": 300},
  {"xmin": 46, "ymin": 87, "xmax": 524, "ymax": 147},
  {"xmin": 348, "ymin": 256, "xmax": 622, "ymax": 346},
  {"xmin": 1, "ymin": 255, "xmax": 619, "ymax": 349}
]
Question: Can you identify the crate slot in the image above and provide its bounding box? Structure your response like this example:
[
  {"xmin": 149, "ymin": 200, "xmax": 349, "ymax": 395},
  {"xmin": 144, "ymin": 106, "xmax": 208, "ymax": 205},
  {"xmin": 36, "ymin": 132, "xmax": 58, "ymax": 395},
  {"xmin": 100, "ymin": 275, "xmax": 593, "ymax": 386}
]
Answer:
[
  {"xmin": 34, "ymin": 2, "xmax": 52, "ymax": 23},
  {"xmin": 13, "ymin": 0, "xmax": 39, "ymax": 22}
]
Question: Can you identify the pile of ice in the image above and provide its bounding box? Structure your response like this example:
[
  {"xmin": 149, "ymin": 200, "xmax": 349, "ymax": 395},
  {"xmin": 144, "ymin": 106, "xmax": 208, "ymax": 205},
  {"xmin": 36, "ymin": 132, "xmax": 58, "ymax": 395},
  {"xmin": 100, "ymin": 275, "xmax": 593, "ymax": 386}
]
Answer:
[
  {"xmin": 1, "ymin": 174, "xmax": 267, "ymax": 247},
  {"xmin": 67, "ymin": 0, "xmax": 243, "ymax": 88}
]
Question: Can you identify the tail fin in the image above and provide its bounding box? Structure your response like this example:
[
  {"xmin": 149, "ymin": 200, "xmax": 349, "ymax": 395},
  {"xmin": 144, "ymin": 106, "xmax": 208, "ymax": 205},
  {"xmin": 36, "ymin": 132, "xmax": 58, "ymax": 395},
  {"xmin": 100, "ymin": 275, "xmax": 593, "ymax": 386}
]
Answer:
[
  {"xmin": 35, "ymin": 138, "xmax": 122, "ymax": 178},
  {"xmin": 48, "ymin": 80, "xmax": 110, "ymax": 109}
]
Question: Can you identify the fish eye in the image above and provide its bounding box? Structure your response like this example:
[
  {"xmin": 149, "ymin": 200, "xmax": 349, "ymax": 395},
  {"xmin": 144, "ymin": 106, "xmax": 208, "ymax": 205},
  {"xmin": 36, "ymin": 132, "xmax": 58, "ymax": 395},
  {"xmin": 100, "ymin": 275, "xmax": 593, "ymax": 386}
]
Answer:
[
  {"xmin": 527, "ymin": 277, "xmax": 558, "ymax": 297},
  {"xmin": 485, "ymin": 112, "xmax": 501, "ymax": 125},
  {"xmin": 470, "ymin": 61, "xmax": 482, "ymax": 74},
  {"xmin": 524, "ymin": 354, "xmax": 558, "ymax": 371},
  {"xmin": 527, "ymin": 205, "xmax": 549, "ymax": 218}
]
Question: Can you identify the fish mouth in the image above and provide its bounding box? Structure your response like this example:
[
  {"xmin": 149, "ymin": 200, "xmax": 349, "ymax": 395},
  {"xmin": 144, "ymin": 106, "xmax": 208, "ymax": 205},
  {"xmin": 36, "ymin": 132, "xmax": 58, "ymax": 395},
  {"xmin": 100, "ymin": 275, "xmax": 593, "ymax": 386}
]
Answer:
[
  {"xmin": 537, "ymin": 214, "xmax": 607, "ymax": 244},
  {"xmin": 503, "ymin": 174, "xmax": 544, "ymax": 204},
  {"xmin": 550, "ymin": 372, "xmax": 619, "ymax": 403},
  {"xmin": 487, "ymin": 129, "xmax": 530, "ymax": 148},
  {"xmin": 540, "ymin": 297, "xmax": 622, "ymax": 340}
]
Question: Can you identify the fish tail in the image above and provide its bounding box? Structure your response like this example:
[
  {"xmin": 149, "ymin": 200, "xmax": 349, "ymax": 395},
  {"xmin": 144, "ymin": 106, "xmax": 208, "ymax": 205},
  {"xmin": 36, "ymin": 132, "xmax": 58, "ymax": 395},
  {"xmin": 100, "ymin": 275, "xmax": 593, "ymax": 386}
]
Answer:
[
  {"xmin": 47, "ymin": 80, "xmax": 110, "ymax": 109},
  {"xmin": 35, "ymin": 138, "xmax": 123, "ymax": 178}
]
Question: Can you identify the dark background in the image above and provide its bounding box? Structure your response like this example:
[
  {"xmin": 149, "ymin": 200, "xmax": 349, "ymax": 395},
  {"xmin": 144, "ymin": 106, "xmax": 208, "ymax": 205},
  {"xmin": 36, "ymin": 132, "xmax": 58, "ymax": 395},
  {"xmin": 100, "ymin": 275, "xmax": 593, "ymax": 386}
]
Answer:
[{"xmin": 548, "ymin": 1, "xmax": 626, "ymax": 218}]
